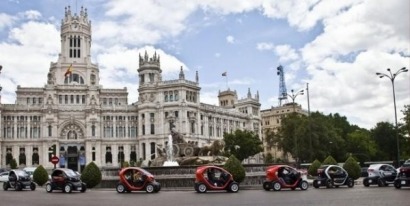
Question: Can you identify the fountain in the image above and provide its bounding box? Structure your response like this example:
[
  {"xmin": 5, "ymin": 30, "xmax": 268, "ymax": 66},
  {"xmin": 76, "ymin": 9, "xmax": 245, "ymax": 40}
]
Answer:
[{"xmin": 163, "ymin": 134, "xmax": 179, "ymax": 166}]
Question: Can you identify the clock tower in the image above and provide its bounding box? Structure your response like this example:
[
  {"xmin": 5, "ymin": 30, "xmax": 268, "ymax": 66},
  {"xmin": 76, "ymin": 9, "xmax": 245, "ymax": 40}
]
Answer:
[{"xmin": 47, "ymin": 6, "xmax": 99, "ymax": 86}]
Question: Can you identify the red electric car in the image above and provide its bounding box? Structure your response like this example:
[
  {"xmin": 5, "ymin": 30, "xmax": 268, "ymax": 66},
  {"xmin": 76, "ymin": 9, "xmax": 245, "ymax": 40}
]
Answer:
[
  {"xmin": 263, "ymin": 165, "xmax": 309, "ymax": 191},
  {"xmin": 194, "ymin": 165, "xmax": 239, "ymax": 193},
  {"xmin": 116, "ymin": 167, "xmax": 161, "ymax": 193}
]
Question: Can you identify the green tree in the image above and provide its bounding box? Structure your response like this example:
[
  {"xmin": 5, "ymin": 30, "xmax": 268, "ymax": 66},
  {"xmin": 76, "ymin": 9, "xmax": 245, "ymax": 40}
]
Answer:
[
  {"xmin": 10, "ymin": 158, "xmax": 18, "ymax": 169},
  {"xmin": 223, "ymin": 155, "xmax": 246, "ymax": 183},
  {"xmin": 80, "ymin": 162, "xmax": 102, "ymax": 188},
  {"xmin": 308, "ymin": 159, "xmax": 321, "ymax": 176},
  {"xmin": 322, "ymin": 155, "xmax": 337, "ymax": 165},
  {"xmin": 33, "ymin": 165, "xmax": 49, "ymax": 186},
  {"xmin": 402, "ymin": 105, "xmax": 410, "ymax": 136},
  {"xmin": 223, "ymin": 130, "xmax": 263, "ymax": 162},
  {"xmin": 371, "ymin": 122, "xmax": 396, "ymax": 161},
  {"xmin": 343, "ymin": 156, "xmax": 361, "ymax": 180},
  {"xmin": 275, "ymin": 112, "xmax": 345, "ymax": 163},
  {"xmin": 345, "ymin": 129, "xmax": 377, "ymax": 164}
]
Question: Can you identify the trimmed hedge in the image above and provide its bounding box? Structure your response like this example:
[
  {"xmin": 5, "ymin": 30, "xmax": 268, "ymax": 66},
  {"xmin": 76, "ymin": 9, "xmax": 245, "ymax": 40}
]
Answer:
[
  {"xmin": 33, "ymin": 165, "xmax": 49, "ymax": 186},
  {"xmin": 322, "ymin": 155, "xmax": 337, "ymax": 165},
  {"xmin": 308, "ymin": 159, "xmax": 321, "ymax": 176},
  {"xmin": 343, "ymin": 156, "xmax": 361, "ymax": 180},
  {"xmin": 223, "ymin": 155, "xmax": 245, "ymax": 183},
  {"xmin": 80, "ymin": 162, "xmax": 102, "ymax": 188}
]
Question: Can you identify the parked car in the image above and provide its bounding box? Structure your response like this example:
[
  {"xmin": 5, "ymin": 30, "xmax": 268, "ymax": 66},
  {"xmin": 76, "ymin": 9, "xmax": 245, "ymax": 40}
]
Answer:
[
  {"xmin": 116, "ymin": 167, "xmax": 161, "ymax": 193},
  {"xmin": 394, "ymin": 160, "xmax": 410, "ymax": 189},
  {"xmin": 45, "ymin": 168, "xmax": 86, "ymax": 193},
  {"xmin": 194, "ymin": 165, "xmax": 239, "ymax": 193},
  {"xmin": 3, "ymin": 169, "xmax": 36, "ymax": 191},
  {"xmin": 313, "ymin": 165, "xmax": 354, "ymax": 188},
  {"xmin": 263, "ymin": 165, "xmax": 309, "ymax": 191},
  {"xmin": 0, "ymin": 171, "xmax": 9, "ymax": 182},
  {"xmin": 363, "ymin": 164, "xmax": 397, "ymax": 187}
]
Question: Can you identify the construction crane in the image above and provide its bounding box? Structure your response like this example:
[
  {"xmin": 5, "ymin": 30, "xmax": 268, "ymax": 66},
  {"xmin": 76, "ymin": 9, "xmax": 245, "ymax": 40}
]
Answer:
[{"xmin": 277, "ymin": 65, "xmax": 288, "ymax": 106}]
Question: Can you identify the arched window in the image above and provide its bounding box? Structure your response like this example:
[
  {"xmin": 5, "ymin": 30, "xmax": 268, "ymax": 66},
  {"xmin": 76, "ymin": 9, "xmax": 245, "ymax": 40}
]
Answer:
[
  {"xmin": 64, "ymin": 73, "xmax": 85, "ymax": 84},
  {"xmin": 91, "ymin": 125, "xmax": 96, "ymax": 137},
  {"xmin": 105, "ymin": 147, "xmax": 112, "ymax": 164}
]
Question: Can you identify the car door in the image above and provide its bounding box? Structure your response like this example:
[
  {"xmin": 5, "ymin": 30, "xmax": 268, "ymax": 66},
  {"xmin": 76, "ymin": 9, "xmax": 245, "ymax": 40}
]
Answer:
[{"xmin": 382, "ymin": 165, "xmax": 397, "ymax": 182}]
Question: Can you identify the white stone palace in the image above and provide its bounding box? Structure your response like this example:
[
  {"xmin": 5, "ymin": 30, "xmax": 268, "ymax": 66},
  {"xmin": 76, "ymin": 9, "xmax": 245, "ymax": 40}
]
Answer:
[{"xmin": 0, "ymin": 6, "xmax": 261, "ymax": 171}]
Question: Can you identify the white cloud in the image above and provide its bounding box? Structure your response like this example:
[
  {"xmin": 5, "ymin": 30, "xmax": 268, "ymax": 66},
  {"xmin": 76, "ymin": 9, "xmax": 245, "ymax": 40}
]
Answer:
[
  {"xmin": 274, "ymin": 44, "xmax": 299, "ymax": 62},
  {"xmin": 23, "ymin": 10, "xmax": 41, "ymax": 20},
  {"xmin": 0, "ymin": 13, "xmax": 16, "ymax": 30},
  {"xmin": 256, "ymin": 42, "xmax": 275, "ymax": 51},
  {"xmin": 214, "ymin": 53, "xmax": 221, "ymax": 58},
  {"xmin": 226, "ymin": 35, "xmax": 235, "ymax": 44}
]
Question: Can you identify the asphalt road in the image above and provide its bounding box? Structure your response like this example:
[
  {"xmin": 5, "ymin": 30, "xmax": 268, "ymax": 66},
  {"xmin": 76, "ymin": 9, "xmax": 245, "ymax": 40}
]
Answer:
[{"xmin": 0, "ymin": 185, "xmax": 408, "ymax": 206}]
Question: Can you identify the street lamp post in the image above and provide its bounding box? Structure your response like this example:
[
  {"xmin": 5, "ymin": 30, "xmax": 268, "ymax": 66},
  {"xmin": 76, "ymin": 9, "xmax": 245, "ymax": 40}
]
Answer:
[
  {"xmin": 287, "ymin": 89, "xmax": 304, "ymax": 112},
  {"xmin": 376, "ymin": 67, "xmax": 408, "ymax": 167},
  {"xmin": 287, "ymin": 89, "xmax": 304, "ymax": 167}
]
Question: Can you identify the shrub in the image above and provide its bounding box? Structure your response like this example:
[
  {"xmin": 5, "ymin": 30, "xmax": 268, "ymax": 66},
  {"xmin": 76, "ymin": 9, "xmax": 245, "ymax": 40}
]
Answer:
[
  {"xmin": 33, "ymin": 165, "xmax": 49, "ymax": 186},
  {"xmin": 223, "ymin": 155, "xmax": 246, "ymax": 183},
  {"xmin": 322, "ymin": 155, "xmax": 337, "ymax": 165},
  {"xmin": 80, "ymin": 162, "xmax": 102, "ymax": 188},
  {"xmin": 343, "ymin": 156, "xmax": 361, "ymax": 180},
  {"xmin": 10, "ymin": 158, "xmax": 18, "ymax": 169},
  {"xmin": 265, "ymin": 153, "xmax": 274, "ymax": 164},
  {"xmin": 122, "ymin": 161, "xmax": 129, "ymax": 168},
  {"xmin": 308, "ymin": 159, "xmax": 321, "ymax": 176}
]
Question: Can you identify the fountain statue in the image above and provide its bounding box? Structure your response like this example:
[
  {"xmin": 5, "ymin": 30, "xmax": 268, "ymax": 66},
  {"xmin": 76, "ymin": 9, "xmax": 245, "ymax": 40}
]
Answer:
[{"xmin": 163, "ymin": 134, "xmax": 179, "ymax": 166}]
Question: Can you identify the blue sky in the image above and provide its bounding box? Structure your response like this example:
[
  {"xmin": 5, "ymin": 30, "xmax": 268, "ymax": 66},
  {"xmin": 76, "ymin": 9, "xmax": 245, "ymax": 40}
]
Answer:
[{"xmin": 0, "ymin": 0, "xmax": 409, "ymax": 129}]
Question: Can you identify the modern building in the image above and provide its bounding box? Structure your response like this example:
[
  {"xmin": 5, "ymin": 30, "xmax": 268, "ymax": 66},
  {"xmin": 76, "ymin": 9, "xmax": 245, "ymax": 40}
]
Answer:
[{"xmin": 0, "ymin": 6, "xmax": 261, "ymax": 171}]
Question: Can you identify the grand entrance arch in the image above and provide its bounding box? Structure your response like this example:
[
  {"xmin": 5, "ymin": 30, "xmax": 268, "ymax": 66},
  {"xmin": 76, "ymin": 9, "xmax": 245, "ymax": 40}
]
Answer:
[{"xmin": 60, "ymin": 122, "xmax": 86, "ymax": 171}]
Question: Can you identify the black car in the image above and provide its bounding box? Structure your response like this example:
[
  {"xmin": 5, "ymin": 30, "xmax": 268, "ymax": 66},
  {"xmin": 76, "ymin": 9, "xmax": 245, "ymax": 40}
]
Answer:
[
  {"xmin": 313, "ymin": 165, "xmax": 354, "ymax": 188},
  {"xmin": 394, "ymin": 160, "xmax": 410, "ymax": 189},
  {"xmin": 363, "ymin": 164, "xmax": 397, "ymax": 187},
  {"xmin": 45, "ymin": 168, "xmax": 86, "ymax": 193},
  {"xmin": 3, "ymin": 169, "xmax": 36, "ymax": 191}
]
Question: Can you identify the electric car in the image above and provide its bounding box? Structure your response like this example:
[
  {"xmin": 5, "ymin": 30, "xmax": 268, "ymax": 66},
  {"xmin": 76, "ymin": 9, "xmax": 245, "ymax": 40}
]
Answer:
[
  {"xmin": 313, "ymin": 165, "xmax": 354, "ymax": 188},
  {"xmin": 3, "ymin": 169, "xmax": 36, "ymax": 191},
  {"xmin": 262, "ymin": 165, "xmax": 309, "ymax": 191},
  {"xmin": 116, "ymin": 167, "xmax": 161, "ymax": 193},
  {"xmin": 45, "ymin": 168, "xmax": 86, "ymax": 193},
  {"xmin": 363, "ymin": 164, "xmax": 397, "ymax": 187},
  {"xmin": 194, "ymin": 165, "xmax": 239, "ymax": 193}
]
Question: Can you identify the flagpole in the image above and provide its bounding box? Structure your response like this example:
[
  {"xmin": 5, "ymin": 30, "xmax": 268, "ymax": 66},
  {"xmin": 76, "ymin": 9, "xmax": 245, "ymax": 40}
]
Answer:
[{"xmin": 225, "ymin": 74, "xmax": 228, "ymax": 89}]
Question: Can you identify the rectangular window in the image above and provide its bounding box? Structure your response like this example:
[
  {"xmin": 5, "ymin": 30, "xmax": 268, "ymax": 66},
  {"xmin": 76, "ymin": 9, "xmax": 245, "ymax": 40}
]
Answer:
[{"xmin": 150, "ymin": 124, "xmax": 155, "ymax": 135}]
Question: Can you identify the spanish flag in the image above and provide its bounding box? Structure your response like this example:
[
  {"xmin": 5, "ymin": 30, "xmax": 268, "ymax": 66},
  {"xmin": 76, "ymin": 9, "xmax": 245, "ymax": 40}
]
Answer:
[{"xmin": 64, "ymin": 64, "xmax": 73, "ymax": 77}]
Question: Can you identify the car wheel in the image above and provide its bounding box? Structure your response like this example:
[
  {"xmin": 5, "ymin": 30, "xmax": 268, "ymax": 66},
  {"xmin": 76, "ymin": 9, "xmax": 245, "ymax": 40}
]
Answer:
[
  {"xmin": 273, "ymin": 182, "xmax": 281, "ymax": 191},
  {"xmin": 15, "ymin": 182, "xmax": 22, "ymax": 191},
  {"xmin": 347, "ymin": 178, "xmax": 354, "ymax": 188},
  {"xmin": 81, "ymin": 183, "xmax": 87, "ymax": 193},
  {"xmin": 197, "ymin": 183, "xmax": 207, "ymax": 193},
  {"xmin": 300, "ymin": 180, "xmax": 309, "ymax": 190},
  {"xmin": 64, "ymin": 184, "xmax": 72, "ymax": 193},
  {"xmin": 377, "ymin": 179, "xmax": 385, "ymax": 187},
  {"xmin": 325, "ymin": 179, "xmax": 333, "ymax": 188},
  {"xmin": 363, "ymin": 179, "xmax": 370, "ymax": 187},
  {"xmin": 263, "ymin": 182, "xmax": 271, "ymax": 191},
  {"xmin": 394, "ymin": 180, "xmax": 401, "ymax": 189},
  {"xmin": 45, "ymin": 183, "xmax": 53, "ymax": 193},
  {"xmin": 116, "ymin": 183, "xmax": 126, "ymax": 193},
  {"xmin": 145, "ymin": 184, "xmax": 155, "ymax": 193},
  {"xmin": 229, "ymin": 182, "xmax": 239, "ymax": 193},
  {"xmin": 313, "ymin": 180, "xmax": 319, "ymax": 189},
  {"xmin": 3, "ymin": 182, "xmax": 9, "ymax": 191},
  {"xmin": 30, "ymin": 182, "xmax": 36, "ymax": 191}
]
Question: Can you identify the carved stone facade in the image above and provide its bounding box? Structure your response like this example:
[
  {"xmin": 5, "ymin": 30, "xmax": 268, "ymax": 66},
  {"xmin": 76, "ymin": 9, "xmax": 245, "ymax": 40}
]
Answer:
[{"xmin": 0, "ymin": 6, "xmax": 261, "ymax": 171}]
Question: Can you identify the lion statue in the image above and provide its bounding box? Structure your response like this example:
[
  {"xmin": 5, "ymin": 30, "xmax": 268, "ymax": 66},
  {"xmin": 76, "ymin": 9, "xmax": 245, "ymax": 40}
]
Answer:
[{"xmin": 199, "ymin": 140, "xmax": 225, "ymax": 156}]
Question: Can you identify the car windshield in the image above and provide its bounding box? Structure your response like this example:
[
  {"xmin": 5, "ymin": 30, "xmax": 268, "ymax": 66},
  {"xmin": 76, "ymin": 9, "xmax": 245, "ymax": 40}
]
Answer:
[{"xmin": 65, "ymin": 170, "xmax": 79, "ymax": 177}]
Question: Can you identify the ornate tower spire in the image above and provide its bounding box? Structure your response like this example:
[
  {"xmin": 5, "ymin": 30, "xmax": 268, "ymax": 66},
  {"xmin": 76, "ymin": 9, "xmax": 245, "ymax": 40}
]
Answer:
[
  {"xmin": 195, "ymin": 71, "xmax": 199, "ymax": 83},
  {"xmin": 247, "ymin": 88, "xmax": 252, "ymax": 98},
  {"xmin": 179, "ymin": 66, "xmax": 185, "ymax": 80}
]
